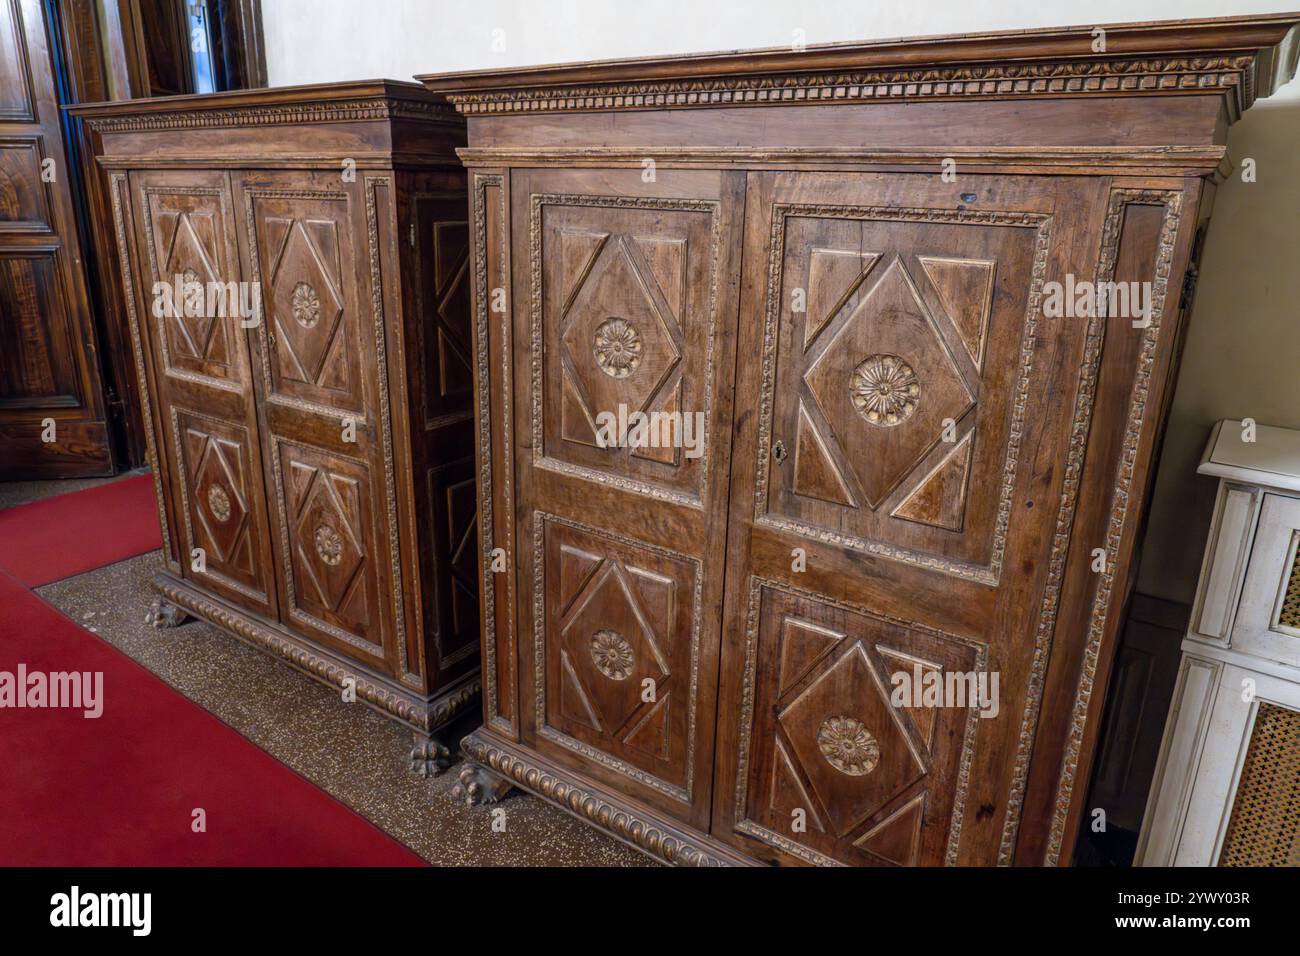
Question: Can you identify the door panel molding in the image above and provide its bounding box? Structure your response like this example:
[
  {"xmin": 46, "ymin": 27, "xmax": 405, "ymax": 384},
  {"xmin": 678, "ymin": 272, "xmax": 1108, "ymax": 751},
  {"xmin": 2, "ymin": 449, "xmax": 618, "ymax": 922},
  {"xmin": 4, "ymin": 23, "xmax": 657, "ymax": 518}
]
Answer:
[
  {"xmin": 730, "ymin": 575, "xmax": 986, "ymax": 866},
  {"xmin": 0, "ymin": 0, "xmax": 111, "ymax": 477},
  {"xmin": 751, "ymin": 200, "xmax": 1053, "ymax": 585}
]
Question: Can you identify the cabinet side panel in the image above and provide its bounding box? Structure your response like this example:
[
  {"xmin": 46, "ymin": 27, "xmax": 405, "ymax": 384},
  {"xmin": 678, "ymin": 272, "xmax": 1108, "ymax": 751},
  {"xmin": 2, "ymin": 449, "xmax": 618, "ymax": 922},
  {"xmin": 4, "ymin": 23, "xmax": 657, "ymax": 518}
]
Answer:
[
  {"xmin": 470, "ymin": 169, "xmax": 517, "ymax": 735},
  {"xmin": 1025, "ymin": 180, "xmax": 1204, "ymax": 865}
]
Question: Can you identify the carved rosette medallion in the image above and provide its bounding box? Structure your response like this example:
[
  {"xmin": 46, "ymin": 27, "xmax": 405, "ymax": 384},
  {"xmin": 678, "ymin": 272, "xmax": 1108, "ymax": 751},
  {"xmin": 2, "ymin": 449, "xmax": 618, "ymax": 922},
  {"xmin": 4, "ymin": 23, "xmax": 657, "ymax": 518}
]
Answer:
[
  {"xmin": 207, "ymin": 484, "xmax": 232, "ymax": 522},
  {"xmin": 590, "ymin": 629, "xmax": 635, "ymax": 680},
  {"xmin": 314, "ymin": 523, "xmax": 343, "ymax": 566},
  {"xmin": 816, "ymin": 716, "xmax": 880, "ymax": 776},
  {"xmin": 850, "ymin": 354, "xmax": 919, "ymax": 426},
  {"xmin": 180, "ymin": 267, "xmax": 204, "ymax": 315},
  {"xmin": 593, "ymin": 317, "xmax": 643, "ymax": 379},
  {"xmin": 291, "ymin": 280, "xmax": 321, "ymax": 328}
]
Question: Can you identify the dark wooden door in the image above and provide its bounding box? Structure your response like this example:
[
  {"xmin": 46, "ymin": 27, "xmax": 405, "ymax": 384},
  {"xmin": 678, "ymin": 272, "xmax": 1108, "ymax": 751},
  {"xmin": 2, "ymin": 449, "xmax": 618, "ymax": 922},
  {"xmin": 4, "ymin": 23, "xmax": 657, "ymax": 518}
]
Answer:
[
  {"xmin": 511, "ymin": 168, "xmax": 744, "ymax": 829},
  {"xmin": 712, "ymin": 170, "xmax": 1108, "ymax": 865},
  {"xmin": 126, "ymin": 168, "xmax": 277, "ymax": 616},
  {"xmin": 0, "ymin": 0, "xmax": 111, "ymax": 477},
  {"xmin": 235, "ymin": 170, "xmax": 401, "ymax": 678}
]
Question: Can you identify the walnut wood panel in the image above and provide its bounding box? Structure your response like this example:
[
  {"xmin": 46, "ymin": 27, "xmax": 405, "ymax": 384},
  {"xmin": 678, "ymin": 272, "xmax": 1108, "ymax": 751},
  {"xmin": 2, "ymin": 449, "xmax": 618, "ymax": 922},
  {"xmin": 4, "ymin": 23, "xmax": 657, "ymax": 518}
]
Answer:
[
  {"xmin": 0, "ymin": 251, "xmax": 80, "ymax": 406},
  {"xmin": 138, "ymin": 182, "xmax": 243, "ymax": 387},
  {"xmin": 127, "ymin": 167, "xmax": 275, "ymax": 618},
  {"xmin": 272, "ymin": 438, "xmax": 386, "ymax": 661},
  {"xmin": 759, "ymin": 184, "xmax": 1049, "ymax": 579},
  {"xmin": 0, "ymin": 139, "xmax": 49, "ymax": 228},
  {"xmin": 535, "ymin": 192, "xmax": 716, "ymax": 501},
  {"xmin": 238, "ymin": 171, "xmax": 397, "ymax": 670},
  {"xmin": 413, "ymin": 193, "xmax": 472, "ymax": 426},
  {"xmin": 537, "ymin": 514, "xmax": 700, "ymax": 801},
  {"xmin": 468, "ymin": 170, "xmax": 517, "ymax": 735},
  {"xmin": 403, "ymin": 184, "xmax": 482, "ymax": 682},
  {"xmin": 1026, "ymin": 185, "xmax": 1200, "ymax": 865},
  {"xmin": 435, "ymin": 14, "xmax": 1298, "ymax": 864},
  {"xmin": 171, "ymin": 406, "xmax": 272, "ymax": 603},
  {"xmin": 0, "ymin": 0, "xmax": 35, "ymax": 122},
  {"xmin": 134, "ymin": 0, "xmax": 193, "ymax": 97},
  {"xmin": 512, "ymin": 167, "xmax": 744, "ymax": 827},
  {"xmin": 0, "ymin": 0, "xmax": 112, "ymax": 478},
  {"xmin": 76, "ymin": 84, "xmax": 477, "ymax": 746},
  {"xmin": 713, "ymin": 169, "xmax": 1118, "ymax": 866},
  {"xmin": 374, "ymin": 159, "xmax": 482, "ymax": 714},
  {"xmin": 733, "ymin": 581, "xmax": 984, "ymax": 865}
]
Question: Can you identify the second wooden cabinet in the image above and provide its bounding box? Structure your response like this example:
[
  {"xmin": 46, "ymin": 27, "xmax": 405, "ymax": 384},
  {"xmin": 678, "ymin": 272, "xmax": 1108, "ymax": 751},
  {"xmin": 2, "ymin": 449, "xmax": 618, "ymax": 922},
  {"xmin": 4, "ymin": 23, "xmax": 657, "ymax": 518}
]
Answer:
[
  {"xmin": 72, "ymin": 83, "xmax": 480, "ymax": 771},
  {"xmin": 421, "ymin": 14, "xmax": 1300, "ymax": 864}
]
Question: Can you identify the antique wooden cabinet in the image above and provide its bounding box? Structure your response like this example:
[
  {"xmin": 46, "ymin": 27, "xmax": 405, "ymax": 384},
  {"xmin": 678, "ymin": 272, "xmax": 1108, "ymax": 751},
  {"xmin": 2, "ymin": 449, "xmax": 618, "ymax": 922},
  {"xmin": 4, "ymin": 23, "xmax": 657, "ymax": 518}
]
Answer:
[
  {"xmin": 422, "ymin": 13, "xmax": 1300, "ymax": 865},
  {"xmin": 69, "ymin": 83, "xmax": 480, "ymax": 772}
]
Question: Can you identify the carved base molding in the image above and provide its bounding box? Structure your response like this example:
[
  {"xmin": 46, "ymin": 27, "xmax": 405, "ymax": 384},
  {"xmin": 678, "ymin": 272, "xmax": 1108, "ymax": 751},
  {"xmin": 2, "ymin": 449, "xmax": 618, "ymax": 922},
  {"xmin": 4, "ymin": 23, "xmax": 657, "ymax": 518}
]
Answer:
[
  {"xmin": 153, "ymin": 574, "xmax": 480, "ymax": 737},
  {"xmin": 458, "ymin": 730, "xmax": 757, "ymax": 867}
]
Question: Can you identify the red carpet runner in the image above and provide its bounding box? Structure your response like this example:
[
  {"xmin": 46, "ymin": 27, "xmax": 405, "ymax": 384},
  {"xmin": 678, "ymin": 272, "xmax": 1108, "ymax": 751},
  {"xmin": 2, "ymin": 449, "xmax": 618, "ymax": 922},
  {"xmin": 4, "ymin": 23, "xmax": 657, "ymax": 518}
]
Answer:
[
  {"xmin": 0, "ymin": 572, "xmax": 423, "ymax": 865},
  {"xmin": 0, "ymin": 480, "xmax": 424, "ymax": 865},
  {"xmin": 0, "ymin": 474, "xmax": 161, "ymax": 586}
]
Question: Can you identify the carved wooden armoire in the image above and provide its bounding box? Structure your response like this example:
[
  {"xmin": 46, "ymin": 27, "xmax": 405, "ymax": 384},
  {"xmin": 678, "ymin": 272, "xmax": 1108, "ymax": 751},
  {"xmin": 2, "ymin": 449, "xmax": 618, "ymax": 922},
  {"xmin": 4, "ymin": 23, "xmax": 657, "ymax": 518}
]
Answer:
[
  {"xmin": 69, "ymin": 83, "xmax": 480, "ymax": 772},
  {"xmin": 421, "ymin": 14, "xmax": 1300, "ymax": 865}
]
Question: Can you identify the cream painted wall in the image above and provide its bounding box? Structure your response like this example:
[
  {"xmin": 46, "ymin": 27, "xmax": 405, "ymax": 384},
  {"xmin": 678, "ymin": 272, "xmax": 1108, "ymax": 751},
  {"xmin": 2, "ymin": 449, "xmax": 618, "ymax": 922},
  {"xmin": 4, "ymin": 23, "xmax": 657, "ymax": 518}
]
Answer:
[{"xmin": 263, "ymin": 0, "xmax": 1300, "ymax": 604}]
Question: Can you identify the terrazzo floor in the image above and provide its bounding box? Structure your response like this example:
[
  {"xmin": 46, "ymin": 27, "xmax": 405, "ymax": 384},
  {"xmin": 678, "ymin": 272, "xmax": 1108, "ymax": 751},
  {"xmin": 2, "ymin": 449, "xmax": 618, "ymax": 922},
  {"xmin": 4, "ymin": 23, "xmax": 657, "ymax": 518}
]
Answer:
[{"xmin": 5, "ymin": 478, "xmax": 644, "ymax": 866}]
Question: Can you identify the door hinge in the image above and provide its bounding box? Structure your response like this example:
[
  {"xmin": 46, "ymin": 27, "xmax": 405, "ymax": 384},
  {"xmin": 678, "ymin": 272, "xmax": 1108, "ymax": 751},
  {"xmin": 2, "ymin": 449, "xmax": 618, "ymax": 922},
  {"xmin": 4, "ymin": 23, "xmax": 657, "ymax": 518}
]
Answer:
[{"xmin": 409, "ymin": 222, "xmax": 416, "ymax": 248}]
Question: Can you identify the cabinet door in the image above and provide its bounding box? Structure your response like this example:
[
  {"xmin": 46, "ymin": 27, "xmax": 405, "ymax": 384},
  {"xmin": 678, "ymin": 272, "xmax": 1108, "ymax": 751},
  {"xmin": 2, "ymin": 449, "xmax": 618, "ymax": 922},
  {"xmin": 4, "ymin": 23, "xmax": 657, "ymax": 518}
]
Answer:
[
  {"xmin": 713, "ymin": 170, "xmax": 1130, "ymax": 865},
  {"xmin": 235, "ymin": 171, "xmax": 400, "ymax": 677},
  {"xmin": 509, "ymin": 168, "xmax": 744, "ymax": 828},
  {"xmin": 1231, "ymin": 492, "xmax": 1300, "ymax": 669},
  {"xmin": 127, "ymin": 169, "xmax": 277, "ymax": 617}
]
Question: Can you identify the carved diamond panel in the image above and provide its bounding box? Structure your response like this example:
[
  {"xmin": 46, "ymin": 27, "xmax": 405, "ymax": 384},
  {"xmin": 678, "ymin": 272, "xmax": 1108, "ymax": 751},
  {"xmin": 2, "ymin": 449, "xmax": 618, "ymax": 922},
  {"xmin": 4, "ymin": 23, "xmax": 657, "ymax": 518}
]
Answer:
[
  {"xmin": 248, "ymin": 191, "xmax": 362, "ymax": 413},
  {"xmin": 804, "ymin": 258, "xmax": 973, "ymax": 508},
  {"xmin": 420, "ymin": 209, "xmax": 473, "ymax": 421},
  {"xmin": 279, "ymin": 442, "xmax": 381, "ymax": 648},
  {"xmin": 538, "ymin": 514, "xmax": 701, "ymax": 798},
  {"xmin": 190, "ymin": 431, "xmax": 248, "ymax": 563},
  {"xmin": 736, "ymin": 582, "xmax": 984, "ymax": 865},
  {"xmin": 267, "ymin": 218, "xmax": 345, "ymax": 388},
  {"xmin": 559, "ymin": 237, "xmax": 680, "ymax": 439},
  {"xmin": 535, "ymin": 196, "xmax": 719, "ymax": 500},
  {"xmin": 780, "ymin": 642, "xmax": 925, "ymax": 834},
  {"xmin": 441, "ymin": 472, "xmax": 480, "ymax": 664},
  {"xmin": 761, "ymin": 205, "xmax": 1049, "ymax": 578},
  {"xmin": 174, "ymin": 409, "xmax": 266, "ymax": 602},
  {"xmin": 141, "ymin": 188, "xmax": 238, "ymax": 385},
  {"xmin": 557, "ymin": 547, "xmax": 671, "ymax": 735}
]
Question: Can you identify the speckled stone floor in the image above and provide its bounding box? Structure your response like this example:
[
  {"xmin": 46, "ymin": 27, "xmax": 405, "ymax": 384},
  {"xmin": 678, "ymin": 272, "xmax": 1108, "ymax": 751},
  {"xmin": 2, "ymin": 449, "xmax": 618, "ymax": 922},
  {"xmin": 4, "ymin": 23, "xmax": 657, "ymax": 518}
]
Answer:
[{"xmin": 10, "ymin": 480, "xmax": 645, "ymax": 866}]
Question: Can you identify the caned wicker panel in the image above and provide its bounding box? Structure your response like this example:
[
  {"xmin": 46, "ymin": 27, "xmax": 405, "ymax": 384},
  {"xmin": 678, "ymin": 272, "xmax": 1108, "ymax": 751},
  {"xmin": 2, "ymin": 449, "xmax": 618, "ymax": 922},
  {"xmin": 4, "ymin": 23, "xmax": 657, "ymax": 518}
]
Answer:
[
  {"xmin": 1218, "ymin": 702, "xmax": 1300, "ymax": 866},
  {"xmin": 1279, "ymin": 543, "xmax": 1300, "ymax": 630}
]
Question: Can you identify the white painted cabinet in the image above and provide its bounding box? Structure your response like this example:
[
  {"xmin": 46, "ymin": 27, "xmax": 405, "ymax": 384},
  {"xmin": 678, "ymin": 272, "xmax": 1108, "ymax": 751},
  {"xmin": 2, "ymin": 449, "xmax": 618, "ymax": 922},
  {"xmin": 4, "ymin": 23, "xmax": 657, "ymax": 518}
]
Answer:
[{"xmin": 1137, "ymin": 420, "xmax": 1300, "ymax": 867}]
